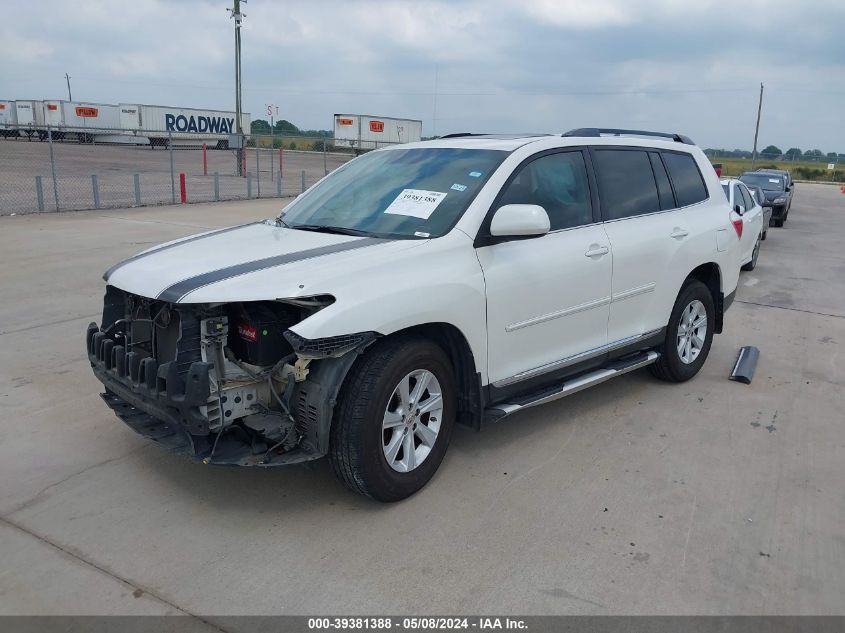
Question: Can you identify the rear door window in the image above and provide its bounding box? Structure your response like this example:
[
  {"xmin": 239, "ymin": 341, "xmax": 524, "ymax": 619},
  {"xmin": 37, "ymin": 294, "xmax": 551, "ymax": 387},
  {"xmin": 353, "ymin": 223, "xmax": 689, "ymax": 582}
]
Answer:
[
  {"xmin": 662, "ymin": 151, "xmax": 708, "ymax": 207},
  {"xmin": 592, "ymin": 149, "xmax": 660, "ymax": 220},
  {"xmin": 738, "ymin": 184, "xmax": 755, "ymax": 211},
  {"xmin": 649, "ymin": 152, "xmax": 676, "ymax": 210}
]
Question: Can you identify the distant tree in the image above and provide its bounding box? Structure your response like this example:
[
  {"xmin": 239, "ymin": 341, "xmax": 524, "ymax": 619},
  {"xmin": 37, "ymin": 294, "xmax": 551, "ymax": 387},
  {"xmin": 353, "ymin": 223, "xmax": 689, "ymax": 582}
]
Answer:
[
  {"xmin": 804, "ymin": 149, "xmax": 824, "ymax": 158},
  {"xmin": 784, "ymin": 147, "xmax": 803, "ymax": 159},
  {"xmin": 250, "ymin": 119, "xmax": 271, "ymax": 134},
  {"xmin": 827, "ymin": 152, "xmax": 838, "ymax": 159},
  {"xmin": 761, "ymin": 145, "xmax": 782, "ymax": 157},
  {"xmin": 274, "ymin": 120, "xmax": 300, "ymax": 134}
]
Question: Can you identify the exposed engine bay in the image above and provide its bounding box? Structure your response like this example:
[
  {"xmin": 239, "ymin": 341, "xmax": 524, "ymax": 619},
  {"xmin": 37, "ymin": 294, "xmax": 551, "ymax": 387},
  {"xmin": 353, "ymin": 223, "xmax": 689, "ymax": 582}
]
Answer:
[{"xmin": 86, "ymin": 286, "xmax": 374, "ymax": 465}]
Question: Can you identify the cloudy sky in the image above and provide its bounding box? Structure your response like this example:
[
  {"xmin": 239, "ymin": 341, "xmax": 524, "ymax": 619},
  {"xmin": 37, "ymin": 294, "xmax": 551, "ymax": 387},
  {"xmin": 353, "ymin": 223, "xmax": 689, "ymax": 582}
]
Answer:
[{"xmin": 3, "ymin": 0, "xmax": 844, "ymax": 151}]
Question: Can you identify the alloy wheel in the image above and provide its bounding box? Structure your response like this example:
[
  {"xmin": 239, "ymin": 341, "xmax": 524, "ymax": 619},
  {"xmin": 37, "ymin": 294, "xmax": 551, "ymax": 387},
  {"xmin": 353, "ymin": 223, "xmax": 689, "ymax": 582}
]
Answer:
[
  {"xmin": 677, "ymin": 300, "xmax": 708, "ymax": 365},
  {"xmin": 382, "ymin": 369, "xmax": 443, "ymax": 472}
]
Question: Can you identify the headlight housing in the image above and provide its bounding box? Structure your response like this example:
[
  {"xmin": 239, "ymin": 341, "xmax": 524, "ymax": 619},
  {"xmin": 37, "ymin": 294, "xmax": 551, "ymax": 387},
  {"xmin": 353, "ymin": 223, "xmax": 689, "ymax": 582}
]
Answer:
[{"xmin": 773, "ymin": 197, "xmax": 786, "ymax": 204}]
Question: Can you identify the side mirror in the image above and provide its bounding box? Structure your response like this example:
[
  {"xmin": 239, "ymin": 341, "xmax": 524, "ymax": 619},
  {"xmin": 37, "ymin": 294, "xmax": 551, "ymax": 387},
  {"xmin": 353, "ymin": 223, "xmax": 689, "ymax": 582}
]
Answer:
[
  {"xmin": 734, "ymin": 204, "xmax": 744, "ymax": 215},
  {"xmin": 490, "ymin": 204, "xmax": 551, "ymax": 238}
]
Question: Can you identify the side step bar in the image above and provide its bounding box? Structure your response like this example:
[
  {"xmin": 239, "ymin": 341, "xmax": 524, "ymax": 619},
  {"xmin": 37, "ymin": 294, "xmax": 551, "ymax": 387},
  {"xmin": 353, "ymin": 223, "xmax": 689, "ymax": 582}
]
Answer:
[{"xmin": 486, "ymin": 350, "xmax": 660, "ymax": 421}]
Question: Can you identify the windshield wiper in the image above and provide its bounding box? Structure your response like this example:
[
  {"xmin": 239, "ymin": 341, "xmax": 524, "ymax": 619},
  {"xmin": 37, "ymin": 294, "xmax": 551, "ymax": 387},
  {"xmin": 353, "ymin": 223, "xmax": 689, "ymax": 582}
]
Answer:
[{"xmin": 290, "ymin": 224, "xmax": 373, "ymax": 237}]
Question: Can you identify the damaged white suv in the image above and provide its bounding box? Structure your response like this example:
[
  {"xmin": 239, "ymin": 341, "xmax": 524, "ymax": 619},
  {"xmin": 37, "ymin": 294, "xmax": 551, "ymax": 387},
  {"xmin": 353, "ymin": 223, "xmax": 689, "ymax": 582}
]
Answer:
[{"xmin": 88, "ymin": 128, "xmax": 740, "ymax": 501}]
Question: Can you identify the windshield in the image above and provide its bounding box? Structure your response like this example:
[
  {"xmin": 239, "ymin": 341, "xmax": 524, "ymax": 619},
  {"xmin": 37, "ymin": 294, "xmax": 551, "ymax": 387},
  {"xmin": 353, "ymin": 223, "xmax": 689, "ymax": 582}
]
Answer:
[
  {"xmin": 740, "ymin": 173, "xmax": 784, "ymax": 191},
  {"xmin": 278, "ymin": 147, "xmax": 508, "ymax": 238},
  {"xmin": 721, "ymin": 184, "xmax": 730, "ymax": 200}
]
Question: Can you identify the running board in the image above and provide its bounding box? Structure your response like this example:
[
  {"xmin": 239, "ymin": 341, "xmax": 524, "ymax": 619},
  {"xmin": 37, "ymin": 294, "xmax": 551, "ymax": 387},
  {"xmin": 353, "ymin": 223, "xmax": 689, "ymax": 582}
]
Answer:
[{"xmin": 486, "ymin": 350, "xmax": 660, "ymax": 422}]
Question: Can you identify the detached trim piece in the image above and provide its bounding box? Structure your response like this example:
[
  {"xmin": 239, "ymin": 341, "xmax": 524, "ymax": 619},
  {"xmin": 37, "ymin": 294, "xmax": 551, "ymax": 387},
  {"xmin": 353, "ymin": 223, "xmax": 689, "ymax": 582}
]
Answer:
[
  {"xmin": 729, "ymin": 346, "xmax": 760, "ymax": 385},
  {"xmin": 157, "ymin": 237, "xmax": 387, "ymax": 303}
]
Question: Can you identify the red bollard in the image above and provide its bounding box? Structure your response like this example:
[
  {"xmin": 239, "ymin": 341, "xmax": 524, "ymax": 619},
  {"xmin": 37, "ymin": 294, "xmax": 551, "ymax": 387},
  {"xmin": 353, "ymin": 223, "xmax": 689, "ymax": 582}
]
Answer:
[
  {"xmin": 179, "ymin": 172, "xmax": 187, "ymax": 204},
  {"xmin": 202, "ymin": 143, "xmax": 207, "ymax": 176}
]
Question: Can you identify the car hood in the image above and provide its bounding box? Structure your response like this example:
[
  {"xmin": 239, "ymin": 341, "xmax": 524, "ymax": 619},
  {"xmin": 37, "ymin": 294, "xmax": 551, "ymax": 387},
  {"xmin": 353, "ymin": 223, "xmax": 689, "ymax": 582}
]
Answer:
[{"xmin": 104, "ymin": 220, "xmax": 427, "ymax": 303}]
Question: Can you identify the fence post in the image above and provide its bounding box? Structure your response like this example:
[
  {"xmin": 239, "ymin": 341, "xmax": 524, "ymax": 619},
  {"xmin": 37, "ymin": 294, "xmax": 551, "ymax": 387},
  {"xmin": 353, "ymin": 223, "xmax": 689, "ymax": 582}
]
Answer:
[
  {"xmin": 35, "ymin": 176, "xmax": 45, "ymax": 212},
  {"xmin": 277, "ymin": 171, "xmax": 282, "ymax": 197},
  {"xmin": 179, "ymin": 173, "xmax": 187, "ymax": 204},
  {"xmin": 247, "ymin": 172, "xmax": 252, "ymax": 199},
  {"xmin": 92, "ymin": 175, "xmax": 100, "ymax": 209},
  {"xmin": 47, "ymin": 126, "xmax": 59, "ymax": 211},
  {"xmin": 301, "ymin": 170, "xmax": 305, "ymax": 194},
  {"xmin": 168, "ymin": 131, "xmax": 175, "ymax": 204},
  {"xmin": 214, "ymin": 172, "xmax": 220, "ymax": 201},
  {"xmin": 256, "ymin": 146, "xmax": 261, "ymax": 197},
  {"xmin": 133, "ymin": 173, "xmax": 141, "ymax": 206},
  {"xmin": 202, "ymin": 143, "xmax": 207, "ymax": 176},
  {"xmin": 279, "ymin": 147, "xmax": 283, "ymax": 178},
  {"xmin": 323, "ymin": 138, "xmax": 327, "ymax": 175},
  {"xmin": 241, "ymin": 148, "xmax": 246, "ymax": 178}
]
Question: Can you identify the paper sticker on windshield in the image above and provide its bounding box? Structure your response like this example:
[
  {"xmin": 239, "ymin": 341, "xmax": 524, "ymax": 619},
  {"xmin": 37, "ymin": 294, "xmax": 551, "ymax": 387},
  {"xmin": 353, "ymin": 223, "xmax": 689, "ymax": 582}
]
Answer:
[
  {"xmin": 450, "ymin": 183, "xmax": 467, "ymax": 192},
  {"xmin": 468, "ymin": 171, "xmax": 482, "ymax": 178},
  {"xmin": 384, "ymin": 189, "xmax": 447, "ymax": 219},
  {"xmin": 769, "ymin": 178, "xmax": 780, "ymax": 183}
]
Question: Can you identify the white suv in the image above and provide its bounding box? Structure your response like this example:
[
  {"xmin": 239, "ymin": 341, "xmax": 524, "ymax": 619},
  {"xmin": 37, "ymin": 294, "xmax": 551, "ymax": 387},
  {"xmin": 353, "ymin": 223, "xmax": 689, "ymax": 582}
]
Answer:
[{"xmin": 87, "ymin": 128, "xmax": 741, "ymax": 501}]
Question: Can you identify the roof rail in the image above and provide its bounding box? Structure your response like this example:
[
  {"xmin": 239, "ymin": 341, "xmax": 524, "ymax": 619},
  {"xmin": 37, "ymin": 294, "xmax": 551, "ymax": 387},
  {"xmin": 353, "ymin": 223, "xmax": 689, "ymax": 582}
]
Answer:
[
  {"xmin": 439, "ymin": 132, "xmax": 487, "ymax": 139},
  {"xmin": 562, "ymin": 128, "xmax": 695, "ymax": 145}
]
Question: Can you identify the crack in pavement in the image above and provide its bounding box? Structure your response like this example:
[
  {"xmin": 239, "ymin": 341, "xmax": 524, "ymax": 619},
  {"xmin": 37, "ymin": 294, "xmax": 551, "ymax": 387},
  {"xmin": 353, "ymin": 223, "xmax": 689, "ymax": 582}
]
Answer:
[
  {"xmin": 735, "ymin": 300, "xmax": 845, "ymax": 320},
  {"xmin": 0, "ymin": 313, "xmax": 100, "ymax": 336},
  {"xmin": 4, "ymin": 447, "xmax": 145, "ymax": 516},
  {"xmin": 0, "ymin": 516, "xmax": 231, "ymax": 632}
]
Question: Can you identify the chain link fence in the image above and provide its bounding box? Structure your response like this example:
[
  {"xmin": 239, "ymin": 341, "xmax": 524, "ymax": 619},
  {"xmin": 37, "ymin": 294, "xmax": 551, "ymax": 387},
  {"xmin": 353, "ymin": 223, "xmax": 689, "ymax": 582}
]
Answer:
[
  {"xmin": 705, "ymin": 150, "xmax": 844, "ymax": 181},
  {"xmin": 0, "ymin": 125, "xmax": 362, "ymax": 215}
]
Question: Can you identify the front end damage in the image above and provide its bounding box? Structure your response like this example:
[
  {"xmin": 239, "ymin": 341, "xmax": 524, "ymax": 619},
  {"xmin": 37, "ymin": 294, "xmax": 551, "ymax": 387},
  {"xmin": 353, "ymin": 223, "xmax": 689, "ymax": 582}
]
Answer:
[{"xmin": 86, "ymin": 286, "xmax": 375, "ymax": 465}]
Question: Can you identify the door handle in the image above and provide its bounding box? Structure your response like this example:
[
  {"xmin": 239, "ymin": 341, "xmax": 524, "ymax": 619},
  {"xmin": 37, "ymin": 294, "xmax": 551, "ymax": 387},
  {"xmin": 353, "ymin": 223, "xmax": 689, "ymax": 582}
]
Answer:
[
  {"xmin": 585, "ymin": 245, "xmax": 609, "ymax": 258},
  {"xmin": 670, "ymin": 228, "xmax": 689, "ymax": 240}
]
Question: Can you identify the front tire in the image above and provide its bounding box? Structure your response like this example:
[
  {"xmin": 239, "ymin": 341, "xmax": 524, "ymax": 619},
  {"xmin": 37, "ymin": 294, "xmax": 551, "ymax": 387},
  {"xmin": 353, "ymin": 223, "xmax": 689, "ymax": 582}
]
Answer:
[
  {"xmin": 329, "ymin": 336, "xmax": 457, "ymax": 501},
  {"xmin": 649, "ymin": 280, "xmax": 715, "ymax": 383}
]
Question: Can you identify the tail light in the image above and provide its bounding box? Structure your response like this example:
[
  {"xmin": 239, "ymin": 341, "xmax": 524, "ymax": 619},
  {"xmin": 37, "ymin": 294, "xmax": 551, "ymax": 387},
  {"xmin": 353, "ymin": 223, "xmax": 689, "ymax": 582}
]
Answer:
[{"xmin": 732, "ymin": 217, "xmax": 743, "ymax": 239}]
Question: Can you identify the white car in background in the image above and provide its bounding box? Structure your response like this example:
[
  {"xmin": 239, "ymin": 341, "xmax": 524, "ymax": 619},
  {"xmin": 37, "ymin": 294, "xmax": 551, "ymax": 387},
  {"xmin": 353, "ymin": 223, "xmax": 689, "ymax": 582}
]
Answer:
[
  {"xmin": 722, "ymin": 178, "xmax": 764, "ymax": 271},
  {"xmin": 87, "ymin": 129, "xmax": 742, "ymax": 501}
]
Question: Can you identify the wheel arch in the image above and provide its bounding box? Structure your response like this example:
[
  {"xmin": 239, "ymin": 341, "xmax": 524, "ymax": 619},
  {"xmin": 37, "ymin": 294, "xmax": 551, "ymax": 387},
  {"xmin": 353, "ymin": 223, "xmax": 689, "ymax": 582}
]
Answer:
[
  {"xmin": 684, "ymin": 262, "xmax": 725, "ymax": 333},
  {"xmin": 293, "ymin": 321, "xmax": 483, "ymax": 458}
]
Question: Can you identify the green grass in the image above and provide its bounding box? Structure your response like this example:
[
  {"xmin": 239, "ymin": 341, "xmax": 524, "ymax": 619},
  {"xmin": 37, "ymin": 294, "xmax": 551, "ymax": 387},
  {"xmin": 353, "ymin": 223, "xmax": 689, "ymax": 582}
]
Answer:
[{"xmin": 708, "ymin": 157, "xmax": 844, "ymax": 182}]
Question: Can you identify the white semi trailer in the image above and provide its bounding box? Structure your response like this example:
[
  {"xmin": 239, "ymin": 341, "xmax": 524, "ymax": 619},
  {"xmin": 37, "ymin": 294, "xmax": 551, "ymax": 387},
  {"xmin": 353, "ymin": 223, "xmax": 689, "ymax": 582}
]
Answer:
[
  {"xmin": 333, "ymin": 114, "xmax": 422, "ymax": 151},
  {"xmin": 0, "ymin": 99, "xmax": 250, "ymax": 147}
]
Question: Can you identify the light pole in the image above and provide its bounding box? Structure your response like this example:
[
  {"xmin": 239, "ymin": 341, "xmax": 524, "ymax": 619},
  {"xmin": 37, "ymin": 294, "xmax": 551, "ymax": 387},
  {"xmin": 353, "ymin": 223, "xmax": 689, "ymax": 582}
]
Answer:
[
  {"xmin": 229, "ymin": 0, "xmax": 246, "ymax": 176},
  {"xmin": 65, "ymin": 73, "xmax": 72, "ymax": 101}
]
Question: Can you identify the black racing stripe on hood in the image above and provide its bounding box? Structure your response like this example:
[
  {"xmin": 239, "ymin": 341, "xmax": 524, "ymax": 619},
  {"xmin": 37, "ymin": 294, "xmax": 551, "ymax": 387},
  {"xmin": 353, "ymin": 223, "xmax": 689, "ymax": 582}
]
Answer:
[
  {"xmin": 102, "ymin": 221, "xmax": 263, "ymax": 282},
  {"xmin": 157, "ymin": 237, "xmax": 388, "ymax": 303}
]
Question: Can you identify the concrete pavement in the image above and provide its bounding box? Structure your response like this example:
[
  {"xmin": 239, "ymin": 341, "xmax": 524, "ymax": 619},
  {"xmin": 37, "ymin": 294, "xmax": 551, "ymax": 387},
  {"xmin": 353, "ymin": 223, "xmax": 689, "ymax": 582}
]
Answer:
[{"xmin": 0, "ymin": 188, "xmax": 843, "ymax": 618}]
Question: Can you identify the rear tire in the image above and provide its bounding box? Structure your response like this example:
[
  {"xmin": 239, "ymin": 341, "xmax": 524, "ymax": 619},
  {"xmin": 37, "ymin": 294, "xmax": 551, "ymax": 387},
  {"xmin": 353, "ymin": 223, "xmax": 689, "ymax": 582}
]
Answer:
[
  {"xmin": 773, "ymin": 218, "xmax": 784, "ymax": 228},
  {"xmin": 742, "ymin": 235, "xmax": 761, "ymax": 271},
  {"xmin": 649, "ymin": 280, "xmax": 715, "ymax": 383},
  {"xmin": 329, "ymin": 336, "xmax": 457, "ymax": 501}
]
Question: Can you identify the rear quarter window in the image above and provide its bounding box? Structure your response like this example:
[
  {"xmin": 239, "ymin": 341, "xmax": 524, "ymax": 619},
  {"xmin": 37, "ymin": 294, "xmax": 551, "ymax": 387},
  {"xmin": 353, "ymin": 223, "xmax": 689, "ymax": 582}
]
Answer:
[{"xmin": 663, "ymin": 151, "xmax": 708, "ymax": 207}]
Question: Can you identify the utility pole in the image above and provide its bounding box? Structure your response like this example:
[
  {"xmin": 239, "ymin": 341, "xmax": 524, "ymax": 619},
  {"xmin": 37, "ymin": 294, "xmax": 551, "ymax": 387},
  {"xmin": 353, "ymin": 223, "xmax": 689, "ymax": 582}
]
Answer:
[
  {"xmin": 751, "ymin": 82, "xmax": 763, "ymax": 169},
  {"xmin": 229, "ymin": 0, "xmax": 246, "ymax": 176},
  {"xmin": 64, "ymin": 73, "xmax": 72, "ymax": 101},
  {"xmin": 432, "ymin": 64, "xmax": 439, "ymax": 138}
]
